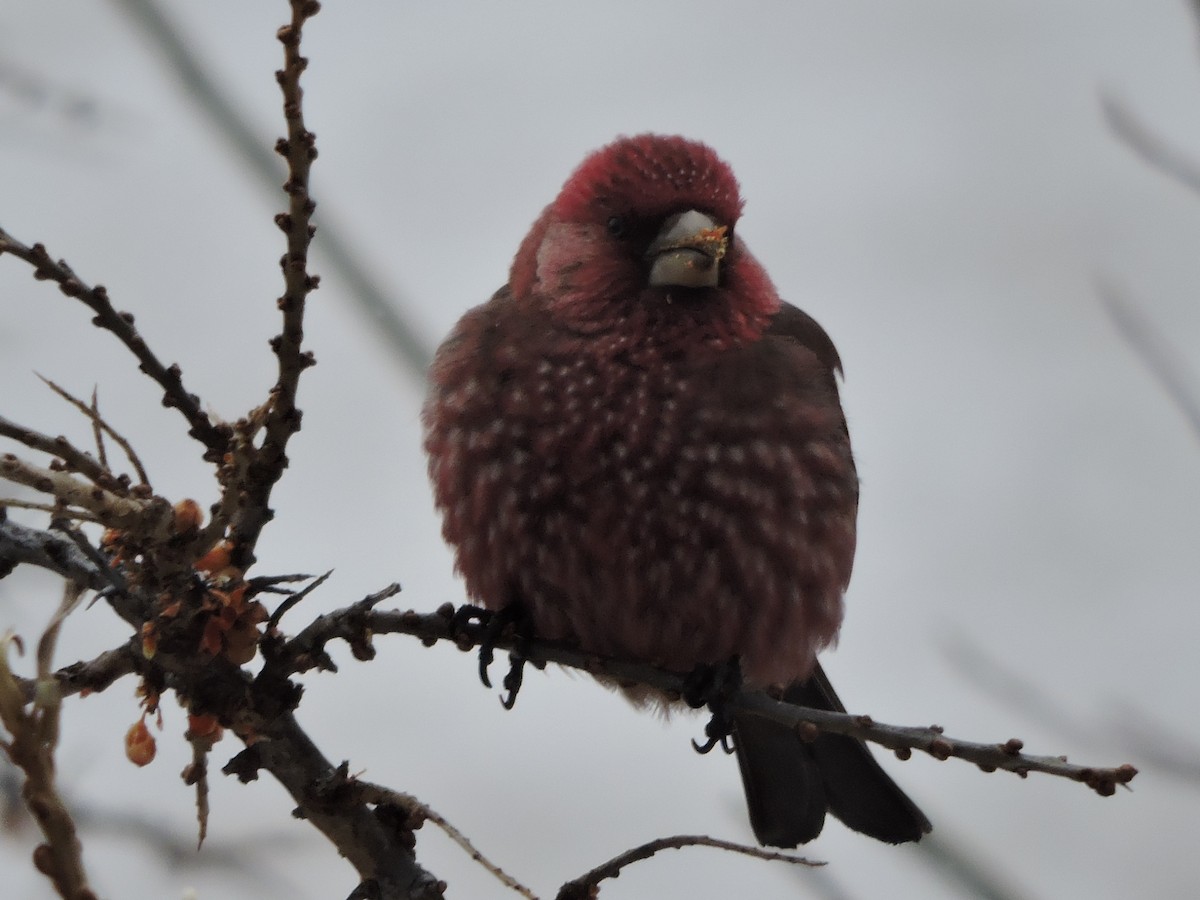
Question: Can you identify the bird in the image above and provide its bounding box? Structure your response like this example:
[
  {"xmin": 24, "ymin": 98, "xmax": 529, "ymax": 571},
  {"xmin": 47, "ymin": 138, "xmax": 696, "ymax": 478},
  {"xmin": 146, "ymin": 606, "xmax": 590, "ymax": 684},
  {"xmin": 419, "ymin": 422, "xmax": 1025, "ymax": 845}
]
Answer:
[{"xmin": 423, "ymin": 133, "xmax": 930, "ymax": 847}]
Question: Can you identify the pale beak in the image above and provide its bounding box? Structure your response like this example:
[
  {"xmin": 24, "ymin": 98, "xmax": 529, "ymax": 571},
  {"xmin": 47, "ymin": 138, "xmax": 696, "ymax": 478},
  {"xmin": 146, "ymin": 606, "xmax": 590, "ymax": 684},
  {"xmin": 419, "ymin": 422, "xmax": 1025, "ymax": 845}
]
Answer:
[{"xmin": 646, "ymin": 209, "xmax": 729, "ymax": 289}]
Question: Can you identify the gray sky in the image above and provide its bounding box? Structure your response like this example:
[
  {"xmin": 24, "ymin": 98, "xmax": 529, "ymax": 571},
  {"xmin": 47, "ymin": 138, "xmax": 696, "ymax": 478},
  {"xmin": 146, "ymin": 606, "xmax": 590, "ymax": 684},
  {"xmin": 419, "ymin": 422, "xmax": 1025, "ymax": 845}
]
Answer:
[{"xmin": 2, "ymin": 2, "xmax": 1199, "ymax": 898}]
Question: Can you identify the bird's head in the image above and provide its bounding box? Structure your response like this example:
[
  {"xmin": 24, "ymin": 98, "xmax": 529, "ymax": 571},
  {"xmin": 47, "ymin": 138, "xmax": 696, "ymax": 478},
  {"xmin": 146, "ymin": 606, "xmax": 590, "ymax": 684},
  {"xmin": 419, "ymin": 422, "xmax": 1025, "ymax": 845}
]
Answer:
[{"xmin": 509, "ymin": 134, "xmax": 780, "ymax": 349}]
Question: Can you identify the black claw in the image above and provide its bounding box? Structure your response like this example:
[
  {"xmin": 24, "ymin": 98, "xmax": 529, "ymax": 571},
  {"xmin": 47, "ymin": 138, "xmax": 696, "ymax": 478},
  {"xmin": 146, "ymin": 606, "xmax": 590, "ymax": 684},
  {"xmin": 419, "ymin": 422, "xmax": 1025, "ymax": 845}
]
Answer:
[
  {"xmin": 686, "ymin": 657, "xmax": 743, "ymax": 756},
  {"xmin": 457, "ymin": 601, "xmax": 533, "ymax": 706},
  {"xmin": 499, "ymin": 602, "xmax": 536, "ymax": 709},
  {"xmin": 479, "ymin": 646, "xmax": 496, "ymax": 689},
  {"xmin": 692, "ymin": 733, "xmax": 721, "ymax": 755},
  {"xmin": 692, "ymin": 706, "xmax": 737, "ymax": 755},
  {"xmin": 449, "ymin": 604, "xmax": 497, "ymax": 687},
  {"xmin": 500, "ymin": 653, "xmax": 526, "ymax": 710}
]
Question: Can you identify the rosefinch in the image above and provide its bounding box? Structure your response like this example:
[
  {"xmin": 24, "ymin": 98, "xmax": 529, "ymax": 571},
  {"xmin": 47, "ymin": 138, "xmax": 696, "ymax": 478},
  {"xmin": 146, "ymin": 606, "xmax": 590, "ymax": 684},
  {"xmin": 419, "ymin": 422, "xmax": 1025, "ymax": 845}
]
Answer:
[{"xmin": 424, "ymin": 134, "xmax": 929, "ymax": 846}]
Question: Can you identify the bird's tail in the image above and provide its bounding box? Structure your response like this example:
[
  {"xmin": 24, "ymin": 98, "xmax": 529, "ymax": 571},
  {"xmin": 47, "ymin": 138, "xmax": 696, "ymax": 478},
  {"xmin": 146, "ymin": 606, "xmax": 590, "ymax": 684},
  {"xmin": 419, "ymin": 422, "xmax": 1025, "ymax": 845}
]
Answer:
[{"xmin": 731, "ymin": 663, "xmax": 931, "ymax": 847}]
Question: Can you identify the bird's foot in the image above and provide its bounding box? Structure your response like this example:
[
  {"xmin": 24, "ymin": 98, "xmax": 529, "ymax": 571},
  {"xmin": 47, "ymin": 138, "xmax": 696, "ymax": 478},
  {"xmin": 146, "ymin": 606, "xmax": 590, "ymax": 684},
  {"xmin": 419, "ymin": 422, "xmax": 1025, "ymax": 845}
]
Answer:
[
  {"xmin": 449, "ymin": 604, "xmax": 497, "ymax": 686},
  {"xmin": 685, "ymin": 658, "xmax": 742, "ymax": 755},
  {"xmin": 496, "ymin": 601, "xmax": 538, "ymax": 710},
  {"xmin": 456, "ymin": 601, "xmax": 534, "ymax": 708}
]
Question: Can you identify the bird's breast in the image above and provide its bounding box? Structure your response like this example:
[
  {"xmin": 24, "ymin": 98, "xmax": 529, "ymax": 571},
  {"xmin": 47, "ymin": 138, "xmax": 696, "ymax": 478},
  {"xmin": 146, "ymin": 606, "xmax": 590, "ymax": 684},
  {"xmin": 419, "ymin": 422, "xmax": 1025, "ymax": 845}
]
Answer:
[{"xmin": 425, "ymin": 329, "xmax": 857, "ymax": 687}]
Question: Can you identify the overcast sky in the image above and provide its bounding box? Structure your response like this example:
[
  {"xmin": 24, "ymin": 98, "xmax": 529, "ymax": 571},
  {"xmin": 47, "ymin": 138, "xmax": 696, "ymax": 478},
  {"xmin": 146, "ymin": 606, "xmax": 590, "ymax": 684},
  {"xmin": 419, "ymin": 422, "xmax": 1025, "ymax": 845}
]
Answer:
[{"xmin": 2, "ymin": 2, "xmax": 1200, "ymax": 898}]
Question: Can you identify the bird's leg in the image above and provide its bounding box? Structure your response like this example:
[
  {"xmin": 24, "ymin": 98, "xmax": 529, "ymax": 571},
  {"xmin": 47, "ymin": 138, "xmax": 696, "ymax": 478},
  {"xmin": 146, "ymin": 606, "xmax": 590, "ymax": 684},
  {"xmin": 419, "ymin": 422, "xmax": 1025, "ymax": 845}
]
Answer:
[
  {"xmin": 455, "ymin": 600, "xmax": 533, "ymax": 705},
  {"xmin": 685, "ymin": 657, "xmax": 743, "ymax": 755},
  {"xmin": 498, "ymin": 602, "xmax": 536, "ymax": 710}
]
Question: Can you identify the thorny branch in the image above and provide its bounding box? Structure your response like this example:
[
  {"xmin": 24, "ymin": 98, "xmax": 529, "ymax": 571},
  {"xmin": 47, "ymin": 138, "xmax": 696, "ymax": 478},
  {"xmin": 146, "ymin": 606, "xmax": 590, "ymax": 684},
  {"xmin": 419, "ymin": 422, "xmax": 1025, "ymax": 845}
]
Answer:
[
  {"xmin": 112, "ymin": 0, "xmax": 434, "ymax": 382},
  {"xmin": 226, "ymin": 0, "xmax": 322, "ymax": 569},
  {"xmin": 0, "ymin": 230, "xmax": 229, "ymax": 461},
  {"xmin": 349, "ymin": 606, "xmax": 1138, "ymax": 798},
  {"xmin": 353, "ymin": 781, "xmax": 539, "ymax": 900},
  {"xmin": 556, "ymin": 835, "xmax": 821, "ymax": 900}
]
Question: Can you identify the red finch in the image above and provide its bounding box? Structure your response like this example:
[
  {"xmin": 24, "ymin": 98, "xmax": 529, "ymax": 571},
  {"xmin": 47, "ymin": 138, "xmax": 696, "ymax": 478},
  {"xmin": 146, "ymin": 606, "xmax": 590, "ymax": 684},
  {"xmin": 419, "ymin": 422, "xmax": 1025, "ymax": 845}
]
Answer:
[{"xmin": 424, "ymin": 134, "xmax": 929, "ymax": 846}]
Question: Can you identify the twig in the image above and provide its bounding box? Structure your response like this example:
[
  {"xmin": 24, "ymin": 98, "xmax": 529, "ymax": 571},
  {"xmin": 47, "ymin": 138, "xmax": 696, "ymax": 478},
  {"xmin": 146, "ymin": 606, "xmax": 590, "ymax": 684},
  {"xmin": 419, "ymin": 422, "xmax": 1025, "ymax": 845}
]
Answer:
[
  {"xmin": 0, "ymin": 413, "xmax": 112, "ymax": 488},
  {"xmin": 368, "ymin": 606, "xmax": 1138, "ymax": 798},
  {"xmin": 37, "ymin": 375, "xmax": 150, "ymax": 485},
  {"xmin": 225, "ymin": 0, "xmax": 321, "ymax": 569},
  {"xmin": 0, "ymin": 587, "xmax": 96, "ymax": 900},
  {"xmin": 944, "ymin": 632, "xmax": 1200, "ymax": 790},
  {"xmin": 355, "ymin": 781, "xmax": 538, "ymax": 900},
  {"xmin": 1097, "ymin": 279, "xmax": 1200, "ymax": 443},
  {"xmin": 15, "ymin": 643, "xmax": 140, "ymax": 705},
  {"xmin": 0, "ymin": 227, "xmax": 229, "ymax": 459},
  {"xmin": 265, "ymin": 568, "xmax": 332, "ymax": 631},
  {"xmin": 1101, "ymin": 92, "xmax": 1200, "ymax": 198},
  {"xmin": 110, "ymin": 0, "xmax": 433, "ymax": 383},
  {"xmin": 273, "ymin": 582, "xmax": 401, "ymax": 673},
  {"xmin": 556, "ymin": 834, "xmax": 821, "ymax": 900},
  {"xmin": 0, "ymin": 499, "xmax": 103, "ymax": 522},
  {"xmin": 55, "ymin": 524, "xmax": 131, "ymax": 604},
  {"xmin": 89, "ymin": 388, "xmax": 107, "ymax": 473},
  {"xmin": 0, "ymin": 452, "xmax": 168, "ymax": 538},
  {"xmin": 1109, "ymin": 703, "xmax": 1200, "ymax": 786},
  {"xmin": 218, "ymin": 699, "xmax": 444, "ymax": 899}
]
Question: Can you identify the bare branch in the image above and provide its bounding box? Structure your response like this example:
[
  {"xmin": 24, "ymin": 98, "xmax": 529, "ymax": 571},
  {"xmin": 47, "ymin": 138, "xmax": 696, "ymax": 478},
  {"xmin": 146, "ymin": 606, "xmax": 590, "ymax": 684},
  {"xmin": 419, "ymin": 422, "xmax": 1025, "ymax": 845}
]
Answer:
[
  {"xmin": 37, "ymin": 376, "xmax": 150, "ymax": 485},
  {"xmin": 224, "ymin": 0, "xmax": 322, "ymax": 569},
  {"xmin": 270, "ymin": 582, "xmax": 401, "ymax": 674},
  {"xmin": 1101, "ymin": 92, "xmax": 1200, "ymax": 198},
  {"xmin": 265, "ymin": 568, "xmax": 332, "ymax": 631},
  {"xmin": 0, "ymin": 228, "xmax": 230, "ymax": 459},
  {"xmin": 89, "ymin": 388, "xmax": 108, "ymax": 473},
  {"xmin": 0, "ymin": 597, "xmax": 95, "ymax": 899},
  {"xmin": 365, "ymin": 606, "xmax": 1138, "ymax": 798},
  {"xmin": 0, "ymin": 516, "xmax": 113, "ymax": 592},
  {"xmin": 0, "ymin": 452, "xmax": 169, "ymax": 537},
  {"xmin": 15, "ymin": 643, "xmax": 140, "ymax": 704},
  {"xmin": 0, "ymin": 413, "xmax": 112, "ymax": 487},
  {"xmin": 355, "ymin": 781, "xmax": 538, "ymax": 900},
  {"xmin": 1097, "ymin": 279, "xmax": 1200, "ymax": 443},
  {"xmin": 557, "ymin": 834, "xmax": 821, "ymax": 900},
  {"xmin": 110, "ymin": 0, "xmax": 433, "ymax": 383}
]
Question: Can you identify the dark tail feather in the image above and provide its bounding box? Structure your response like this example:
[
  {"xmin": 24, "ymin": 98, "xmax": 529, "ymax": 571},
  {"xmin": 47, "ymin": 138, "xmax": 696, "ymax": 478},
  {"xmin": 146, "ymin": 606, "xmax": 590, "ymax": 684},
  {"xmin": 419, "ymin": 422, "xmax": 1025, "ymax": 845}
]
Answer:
[{"xmin": 732, "ymin": 663, "xmax": 931, "ymax": 847}]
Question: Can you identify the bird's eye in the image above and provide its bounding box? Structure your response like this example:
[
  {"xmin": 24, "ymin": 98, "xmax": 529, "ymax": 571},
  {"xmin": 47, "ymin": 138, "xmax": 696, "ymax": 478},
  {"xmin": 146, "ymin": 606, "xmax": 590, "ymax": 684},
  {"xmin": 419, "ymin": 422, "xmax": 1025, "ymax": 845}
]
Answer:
[{"xmin": 606, "ymin": 216, "xmax": 629, "ymax": 239}]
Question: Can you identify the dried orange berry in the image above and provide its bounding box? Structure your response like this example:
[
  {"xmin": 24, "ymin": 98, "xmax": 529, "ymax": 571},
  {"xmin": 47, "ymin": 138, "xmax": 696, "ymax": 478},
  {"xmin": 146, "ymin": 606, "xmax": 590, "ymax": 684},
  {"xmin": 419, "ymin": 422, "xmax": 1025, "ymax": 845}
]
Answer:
[
  {"xmin": 186, "ymin": 713, "xmax": 224, "ymax": 744},
  {"xmin": 125, "ymin": 718, "xmax": 156, "ymax": 767},
  {"xmin": 195, "ymin": 541, "xmax": 233, "ymax": 574},
  {"xmin": 223, "ymin": 620, "xmax": 261, "ymax": 665},
  {"xmin": 141, "ymin": 622, "xmax": 158, "ymax": 660},
  {"xmin": 172, "ymin": 498, "xmax": 203, "ymax": 534}
]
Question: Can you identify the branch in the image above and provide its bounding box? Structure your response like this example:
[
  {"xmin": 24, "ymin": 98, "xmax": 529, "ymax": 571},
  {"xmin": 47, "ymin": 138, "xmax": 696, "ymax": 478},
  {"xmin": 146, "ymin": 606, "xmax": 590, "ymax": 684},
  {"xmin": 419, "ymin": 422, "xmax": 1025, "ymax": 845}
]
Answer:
[
  {"xmin": 0, "ymin": 587, "xmax": 96, "ymax": 900},
  {"xmin": 218, "ymin": 705, "xmax": 443, "ymax": 899},
  {"xmin": 0, "ymin": 453, "xmax": 169, "ymax": 537},
  {"xmin": 37, "ymin": 376, "xmax": 151, "ymax": 486},
  {"xmin": 354, "ymin": 781, "xmax": 537, "ymax": 900},
  {"xmin": 14, "ymin": 643, "xmax": 140, "ymax": 705},
  {"xmin": 355, "ymin": 606, "xmax": 1137, "ymax": 798},
  {"xmin": 0, "ymin": 413, "xmax": 112, "ymax": 488},
  {"xmin": 1097, "ymin": 279, "xmax": 1200, "ymax": 443},
  {"xmin": 556, "ymin": 835, "xmax": 820, "ymax": 900},
  {"xmin": 270, "ymin": 582, "xmax": 401, "ymax": 674},
  {"xmin": 225, "ymin": 0, "xmax": 321, "ymax": 568},
  {"xmin": 111, "ymin": 0, "xmax": 433, "ymax": 383},
  {"xmin": 0, "ymin": 516, "xmax": 112, "ymax": 591},
  {"xmin": 0, "ymin": 229, "xmax": 230, "ymax": 460},
  {"xmin": 1101, "ymin": 92, "xmax": 1200, "ymax": 198}
]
